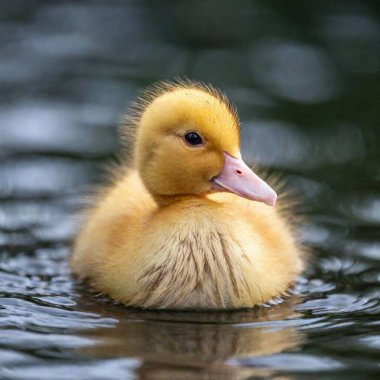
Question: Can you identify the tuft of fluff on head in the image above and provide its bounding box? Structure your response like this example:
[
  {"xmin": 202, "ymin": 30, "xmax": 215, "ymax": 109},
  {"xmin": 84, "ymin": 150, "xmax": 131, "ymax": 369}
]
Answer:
[{"xmin": 118, "ymin": 78, "xmax": 240, "ymax": 165}]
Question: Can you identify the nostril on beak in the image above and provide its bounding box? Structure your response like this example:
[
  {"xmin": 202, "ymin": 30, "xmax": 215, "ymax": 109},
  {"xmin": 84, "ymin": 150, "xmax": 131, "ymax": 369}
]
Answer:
[{"xmin": 235, "ymin": 169, "xmax": 243, "ymax": 176}]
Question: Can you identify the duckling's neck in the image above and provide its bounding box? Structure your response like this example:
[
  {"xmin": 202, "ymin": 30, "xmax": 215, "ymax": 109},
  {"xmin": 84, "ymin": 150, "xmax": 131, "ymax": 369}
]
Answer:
[{"xmin": 152, "ymin": 193, "xmax": 210, "ymax": 208}]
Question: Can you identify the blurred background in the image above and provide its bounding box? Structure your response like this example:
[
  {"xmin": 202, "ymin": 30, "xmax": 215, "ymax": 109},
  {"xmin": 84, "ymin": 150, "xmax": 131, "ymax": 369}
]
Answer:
[{"xmin": 1, "ymin": 1, "xmax": 380, "ymax": 379}]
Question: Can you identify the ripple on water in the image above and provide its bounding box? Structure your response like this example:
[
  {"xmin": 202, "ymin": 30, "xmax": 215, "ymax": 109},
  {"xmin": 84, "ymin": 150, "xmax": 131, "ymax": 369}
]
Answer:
[
  {"xmin": 1, "ymin": 360, "xmax": 139, "ymax": 380},
  {"xmin": 229, "ymin": 352, "xmax": 344, "ymax": 372}
]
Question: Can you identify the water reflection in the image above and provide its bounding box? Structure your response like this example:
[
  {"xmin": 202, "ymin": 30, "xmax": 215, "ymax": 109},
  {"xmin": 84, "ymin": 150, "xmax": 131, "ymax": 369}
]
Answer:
[
  {"xmin": 241, "ymin": 122, "xmax": 365, "ymax": 169},
  {"xmin": 347, "ymin": 195, "xmax": 380, "ymax": 224},
  {"xmin": 76, "ymin": 296, "xmax": 303, "ymax": 379},
  {"xmin": 322, "ymin": 11, "xmax": 380, "ymax": 74},
  {"xmin": 250, "ymin": 40, "xmax": 338, "ymax": 103},
  {"xmin": 0, "ymin": 102, "xmax": 118, "ymax": 156}
]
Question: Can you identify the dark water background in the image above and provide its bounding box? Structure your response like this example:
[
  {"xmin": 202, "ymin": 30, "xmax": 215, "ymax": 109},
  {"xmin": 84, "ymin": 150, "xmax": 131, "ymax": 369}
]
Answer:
[{"xmin": 1, "ymin": 1, "xmax": 380, "ymax": 379}]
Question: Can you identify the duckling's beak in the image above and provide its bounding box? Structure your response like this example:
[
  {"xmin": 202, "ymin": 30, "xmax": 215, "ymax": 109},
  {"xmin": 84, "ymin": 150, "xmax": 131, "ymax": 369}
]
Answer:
[{"xmin": 212, "ymin": 152, "xmax": 277, "ymax": 206}]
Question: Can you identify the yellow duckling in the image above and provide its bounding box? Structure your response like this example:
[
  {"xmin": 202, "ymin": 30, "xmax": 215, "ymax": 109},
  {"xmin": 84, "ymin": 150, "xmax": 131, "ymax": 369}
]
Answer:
[{"xmin": 71, "ymin": 81, "xmax": 304, "ymax": 309}]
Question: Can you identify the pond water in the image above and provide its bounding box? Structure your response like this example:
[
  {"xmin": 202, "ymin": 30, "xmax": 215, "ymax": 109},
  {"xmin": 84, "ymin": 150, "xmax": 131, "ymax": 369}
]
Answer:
[{"xmin": 1, "ymin": 1, "xmax": 380, "ymax": 379}]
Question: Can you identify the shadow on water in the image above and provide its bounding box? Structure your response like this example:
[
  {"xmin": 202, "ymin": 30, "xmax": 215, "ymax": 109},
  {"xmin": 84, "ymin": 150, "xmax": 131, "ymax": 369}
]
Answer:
[{"xmin": 1, "ymin": 0, "xmax": 380, "ymax": 379}]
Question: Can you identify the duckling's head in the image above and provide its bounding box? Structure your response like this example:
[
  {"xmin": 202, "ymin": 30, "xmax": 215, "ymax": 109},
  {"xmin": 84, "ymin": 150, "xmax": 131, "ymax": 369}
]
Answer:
[{"xmin": 129, "ymin": 82, "xmax": 276, "ymax": 206}]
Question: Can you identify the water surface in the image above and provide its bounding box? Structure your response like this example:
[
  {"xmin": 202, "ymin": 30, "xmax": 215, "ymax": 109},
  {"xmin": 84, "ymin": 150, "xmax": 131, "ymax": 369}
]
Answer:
[{"xmin": 1, "ymin": 1, "xmax": 380, "ymax": 379}]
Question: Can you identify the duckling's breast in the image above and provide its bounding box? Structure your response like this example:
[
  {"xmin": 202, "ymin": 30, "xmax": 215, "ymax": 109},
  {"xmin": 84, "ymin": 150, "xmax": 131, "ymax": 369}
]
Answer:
[
  {"xmin": 128, "ymin": 210, "xmax": 248, "ymax": 309},
  {"xmin": 122, "ymin": 199, "xmax": 301, "ymax": 309}
]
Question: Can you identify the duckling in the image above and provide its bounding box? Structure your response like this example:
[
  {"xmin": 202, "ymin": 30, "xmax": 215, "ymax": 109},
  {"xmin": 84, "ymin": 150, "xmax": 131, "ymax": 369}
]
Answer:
[{"xmin": 71, "ymin": 81, "xmax": 304, "ymax": 309}]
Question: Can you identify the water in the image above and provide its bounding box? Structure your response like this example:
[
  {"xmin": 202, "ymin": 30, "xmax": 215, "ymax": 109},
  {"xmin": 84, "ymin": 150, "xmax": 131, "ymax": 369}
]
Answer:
[{"xmin": 1, "ymin": 1, "xmax": 380, "ymax": 379}]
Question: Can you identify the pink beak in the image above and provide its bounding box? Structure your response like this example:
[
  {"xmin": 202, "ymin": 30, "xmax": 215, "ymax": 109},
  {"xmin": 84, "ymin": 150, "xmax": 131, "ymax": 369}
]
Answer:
[{"xmin": 211, "ymin": 152, "xmax": 277, "ymax": 206}]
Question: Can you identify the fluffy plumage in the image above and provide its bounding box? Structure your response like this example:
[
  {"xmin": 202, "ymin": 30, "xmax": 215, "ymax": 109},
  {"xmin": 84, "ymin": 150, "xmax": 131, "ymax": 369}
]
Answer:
[{"xmin": 71, "ymin": 80, "xmax": 304, "ymax": 309}]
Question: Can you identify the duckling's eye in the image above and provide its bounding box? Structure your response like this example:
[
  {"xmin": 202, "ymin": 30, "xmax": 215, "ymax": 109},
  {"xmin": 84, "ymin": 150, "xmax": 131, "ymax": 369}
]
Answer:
[{"xmin": 184, "ymin": 132, "xmax": 203, "ymax": 146}]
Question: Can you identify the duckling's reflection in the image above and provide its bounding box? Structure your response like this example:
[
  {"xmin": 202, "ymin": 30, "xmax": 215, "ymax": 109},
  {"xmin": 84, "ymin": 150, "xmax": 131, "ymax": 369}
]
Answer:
[{"xmin": 75, "ymin": 289, "xmax": 304, "ymax": 379}]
